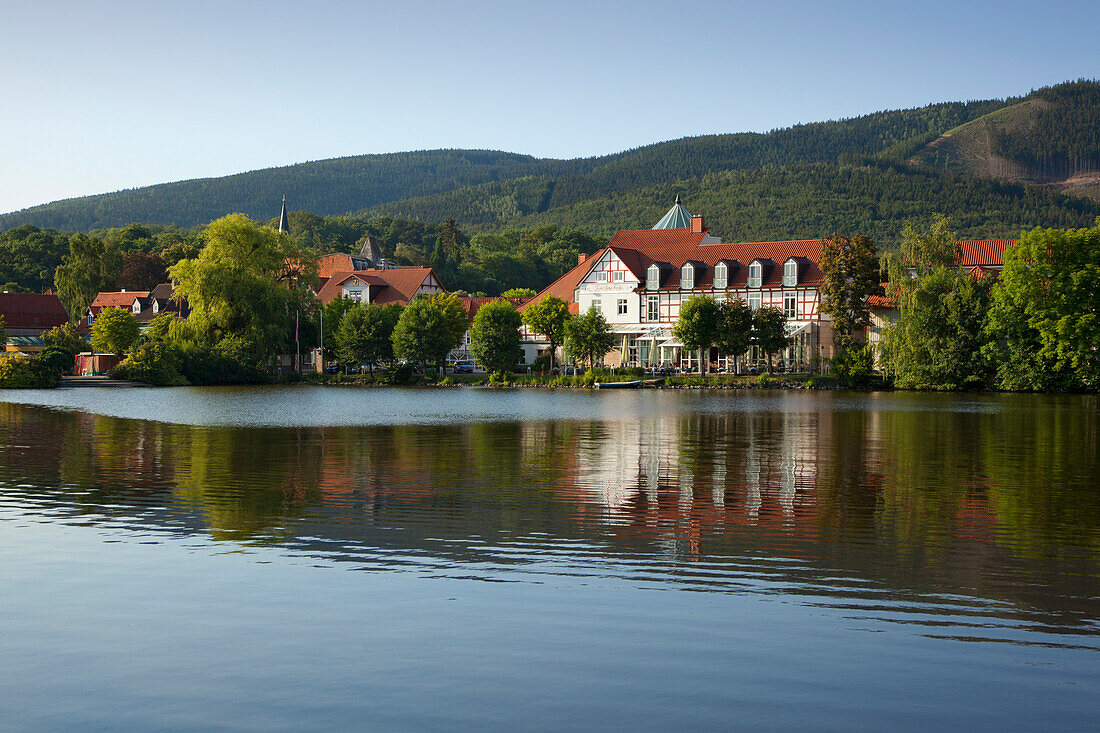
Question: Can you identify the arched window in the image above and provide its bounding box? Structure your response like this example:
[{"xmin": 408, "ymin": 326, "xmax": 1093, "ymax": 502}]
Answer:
[
  {"xmin": 714, "ymin": 262, "xmax": 728, "ymax": 289},
  {"xmin": 748, "ymin": 261, "xmax": 763, "ymax": 288},
  {"xmin": 647, "ymin": 264, "xmax": 661, "ymax": 291},
  {"xmin": 680, "ymin": 263, "xmax": 694, "ymax": 290},
  {"xmin": 783, "ymin": 259, "xmax": 799, "ymax": 286}
]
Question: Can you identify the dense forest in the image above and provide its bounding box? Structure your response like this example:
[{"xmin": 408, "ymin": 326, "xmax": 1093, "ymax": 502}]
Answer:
[
  {"xmin": 362, "ymin": 160, "xmax": 1100, "ymax": 244},
  {"xmin": 0, "ymin": 91, "xmax": 1020, "ymax": 232}
]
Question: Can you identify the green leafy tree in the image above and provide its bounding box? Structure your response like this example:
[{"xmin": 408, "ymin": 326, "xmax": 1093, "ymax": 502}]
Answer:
[
  {"xmin": 169, "ymin": 214, "xmax": 317, "ymax": 364},
  {"xmin": 54, "ymin": 234, "xmax": 122, "ymax": 322},
  {"xmin": 321, "ymin": 297, "xmax": 359, "ymax": 359},
  {"xmin": 673, "ymin": 295, "xmax": 722, "ymax": 375},
  {"xmin": 880, "ymin": 267, "xmax": 992, "ymax": 389},
  {"xmin": 500, "ymin": 288, "xmax": 537, "ymax": 298},
  {"xmin": 160, "ymin": 241, "xmax": 201, "ymax": 268},
  {"xmin": 37, "ymin": 346, "xmax": 73, "ymax": 375},
  {"xmin": 469, "ymin": 300, "xmax": 523, "ymax": 376},
  {"xmin": 521, "ymin": 295, "xmax": 571, "ymax": 372},
  {"xmin": 42, "ymin": 322, "xmax": 91, "ymax": 357},
  {"xmin": 90, "ymin": 307, "xmax": 140, "ymax": 356},
  {"xmin": 391, "ymin": 293, "xmax": 468, "ymax": 373},
  {"xmin": 752, "ymin": 306, "xmax": 790, "ymax": 375},
  {"xmin": 564, "ymin": 306, "xmax": 616, "ymax": 369},
  {"xmin": 715, "ymin": 297, "xmax": 753, "ymax": 372},
  {"xmin": 336, "ymin": 303, "xmax": 403, "ymax": 376},
  {"xmin": 819, "ymin": 233, "xmax": 879, "ymax": 351},
  {"xmin": 880, "ymin": 216, "xmax": 992, "ymax": 390},
  {"xmin": 985, "ymin": 222, "xmax": 1100, "ymax": 390},
  {"xmin": 898, "ymin": 213, "xmax": 961, "ymax": 276}
]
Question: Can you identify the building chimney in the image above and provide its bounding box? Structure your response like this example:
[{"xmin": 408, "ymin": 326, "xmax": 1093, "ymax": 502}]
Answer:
[
  {"xmin": 121, "ymin": 289, "xmax": 127, "ymax": 293},
  {"xmin": 578, "ymin": 253, "xmax": 588, "ymax": 265},
  {"xmin": 690, "ymin": 214, "xmax": 706, "ymax": 234}
]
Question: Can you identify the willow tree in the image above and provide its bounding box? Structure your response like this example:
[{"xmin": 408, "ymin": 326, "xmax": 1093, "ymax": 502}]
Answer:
[{"xmin": 169, "ymin": 214, "xmax": 317, "ymax": 363}]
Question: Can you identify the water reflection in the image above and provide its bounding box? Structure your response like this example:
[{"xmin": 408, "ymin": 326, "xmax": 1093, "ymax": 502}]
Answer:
[{"xmin": 1, "ymin": 392, "xmax": 1098, "ymax": 645}]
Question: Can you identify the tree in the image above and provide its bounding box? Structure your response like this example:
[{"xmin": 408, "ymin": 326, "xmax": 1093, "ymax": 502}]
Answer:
[
  {"xmin": 880, "ymin": 267, "xmax": 992, "ymax": 390},
  {"xmin": 431, "ymin": 218, "xmax": 463, "ymax": 276},
  {"xmin": 321, "ymin": 297, "xmax": 359, "ymax": 360},
  {"xmin": 521, "ymin": 295, "xmax": 571, "ymax": 372},
  {"xmin": 391, "ymin": 293, "xmax": 468, "ymax": 373},
  {"xmin": 819, "ymin": 234, "xmax": 880, "ymax": 351},
  {"xmin": 42, "ymin": 322, "xmax": 91, "ymax": 360},
  {"xmin": 752, "ymin": 306, "xmax": 790, "ymax": 375},
  {"xmin": 119, "ymin": 252, "xmax": 167, "ymax": 291},
  {"xmin": 673, "ymin": 295, "xmax": 722, "ymax": 375},
  {"xmin": 715, "ymin": 297, "xmax": 753, "ymax": 373},
  {"xmin": 985, "ymin": 222, "xmax": 1100, "ymax": 391},
  {"xmin": 0, "ymin": 315, "xmax": 6, "ymax": 351},
  {"xmin": 336, "ymin": 303, "xmax": 403, "ymax": 376},
  {"xmin": 169, "ymin": 214, "xmax": 317, "ymax": 363},
  {"xmin": 899, "ymin": 213, "xmax": 960, "ymax": 277},
  {"xmin": 880, "ymin": 216, "xmax": 992, "ymax": 390},
  {"xmin": 90, "ymin": 307, "xmax": 140, "ymax": 356},
  {"xmin": 469, "ymin": 300, "xmax": 523, "ymax": 376},
  {"xmin": 500, "ymin": 288, "xmax": 537, "ymax": 298},
  {"xmin": 160, "ymin": 241, "xmax": 201, "ymax": 268},
  {"xmin": 54, "ymin": 234, "xmax": 122, "ymax": 322},
  {"xmin": 564, "ymin": 306, "xmax": 616, "ymax": 369}
]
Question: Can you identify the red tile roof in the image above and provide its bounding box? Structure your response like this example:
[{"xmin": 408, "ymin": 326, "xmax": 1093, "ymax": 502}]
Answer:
[
  {"xmin": 866, "ymin": 294, "xmax": 896, "ymax": 308},
  {"xmin": 604, "ymin": 228, "xmax": 824, "ymax": 290},
  {"xmin": 958, "ymin": 240, "xmax": 1014, "ymax": 268},
  {"xmin": 315, "ymin": 267, "xmax": 441, "ymax": 306},
  {"xmin": 457, "ymin": 295, "xmax": 532, "ymax": 320},
  {"xmin": 520, "ymin": 254, "xmax": 599, "ymax": 312},
  {"xmin": 90, "ymin": 291, "xmax": 147, "ymax": 313},
  {"xmin": 0, "ymin": 293, "xmax": 69, "ymax": 331}
]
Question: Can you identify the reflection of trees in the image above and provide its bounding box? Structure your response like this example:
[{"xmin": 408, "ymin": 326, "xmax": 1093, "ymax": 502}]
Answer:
[
  {"xmin": 982, "ymin": 395, "xmax": 1100, "ymax": 559},
  {"xmin": 172, "ymin": 426, "xmax": 325, "ymax": 540}
]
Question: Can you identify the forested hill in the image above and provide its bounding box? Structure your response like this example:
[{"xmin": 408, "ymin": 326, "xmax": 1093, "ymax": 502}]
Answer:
[
  {"xmin": 1, "ymin": 95, "xmax": 1010, "ymax": 232},
  {"xmin": 0, "ymin": 150, "xmax": 598, "ymax": 232},
  {"xmin": 911, "ymin": 80, "xmax": 1100, "ymax": 200}
]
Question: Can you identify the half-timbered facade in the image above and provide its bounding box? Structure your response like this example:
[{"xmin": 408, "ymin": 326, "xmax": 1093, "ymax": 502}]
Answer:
[{"xmin": 522, "ymin": 202, "xmax": 834, "ymax": 372}]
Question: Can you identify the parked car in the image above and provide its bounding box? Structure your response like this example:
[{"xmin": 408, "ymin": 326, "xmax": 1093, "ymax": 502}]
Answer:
[{"xmin": 453, "ymin": 360, "xmax": 474, "ymax": 374}]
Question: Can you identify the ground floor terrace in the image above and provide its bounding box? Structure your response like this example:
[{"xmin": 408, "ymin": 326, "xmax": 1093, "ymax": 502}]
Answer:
[{"xmin": 522, "ymin": 320, "xmax": 835, "ymax": 374}]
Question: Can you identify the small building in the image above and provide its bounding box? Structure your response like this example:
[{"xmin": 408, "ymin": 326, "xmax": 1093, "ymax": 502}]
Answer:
[
  {"xmin": 316, "ymin": 267, "xmax": 445, "ymax": 306},
  {"xmin": 75, "ymin": 352, "xmax": 122, "ymax": 376},
  {"xmin": 84, "ymin": 284, "xmax": 189, "ymax": 331},
  {"xmin": 0, "ymin": 293, "xmax": 69, "ymax": 354}
]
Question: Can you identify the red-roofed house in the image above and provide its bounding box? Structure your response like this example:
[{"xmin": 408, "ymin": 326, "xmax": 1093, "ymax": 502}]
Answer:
[
  {"xmin": 522, "ymin": 202, "xmax": 830, "ymax": 371},
  {"xmin": 315, "ymin": 267, "xmax": 445, "ymax": 306},
  {"xmin": 83, "ymin": 284, "xmax": 189, "ymax": 332},
  {"xmin": 0, "ymin": 293, "xmax": 69, "ymax": 353}
]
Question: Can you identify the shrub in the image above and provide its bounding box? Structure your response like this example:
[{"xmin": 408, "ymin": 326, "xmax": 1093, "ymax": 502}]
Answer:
[
  {"xmin": 832, "ymin": 344, "xmax": 874, "ymax": 388},
  {"xmin": 0, "ymin": 355, "xmax": 60, "ymax": 388},
  {"xmin": 37, "ymin": 346, "xmax": 74, "ymax": 375},
  {"xmin": 111, "ymin": 341, "xmax": 188, "ymax": 386}
]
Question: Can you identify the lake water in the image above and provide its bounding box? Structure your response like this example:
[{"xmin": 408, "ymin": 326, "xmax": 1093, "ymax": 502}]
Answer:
[{"xmin": 1, "ymin": 386, "xmax": 1097, "ymax": 731}]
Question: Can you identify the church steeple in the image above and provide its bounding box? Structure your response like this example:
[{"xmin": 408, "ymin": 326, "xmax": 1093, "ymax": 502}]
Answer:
[{"xmin": 278, "ymin": 194, "xmax": 289, "ymax": 234}]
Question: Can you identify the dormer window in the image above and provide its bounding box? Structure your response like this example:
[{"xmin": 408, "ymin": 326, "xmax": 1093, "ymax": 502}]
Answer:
[
  {"xmin": 783, "ymin": 259, "xmax": 799, "ymax": 287},
  {"xmin": 153, "ymin": 300, "xmax": 159, "ymax": 313},
  {"xmin": 748, "ymin": 261, "xmax": 763, "ymax": 288},
  {"xmin": 680, "ymin": 263, "xmax": 694, "ymax": 290},
  {"xmin": 714, "ymin": 262, "xmax": 728, "ymax": 289},
  {"xmin": 132, "ymin": 301, "xmax": 141, "ymax": 314},
  {"xmin": 647, "ymin": 264, "xmax": 660, "ymax": 291}
]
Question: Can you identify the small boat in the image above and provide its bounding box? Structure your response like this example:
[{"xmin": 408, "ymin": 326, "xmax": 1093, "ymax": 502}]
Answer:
[{"xmin": 594, "ymin": 380, "xmax": 643, "ymax": 389}]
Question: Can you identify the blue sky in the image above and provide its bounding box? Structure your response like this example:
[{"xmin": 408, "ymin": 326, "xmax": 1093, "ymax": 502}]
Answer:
[{"xmin": 2, "ymin": 0, "xmax": 1097, "ymax": 214}]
